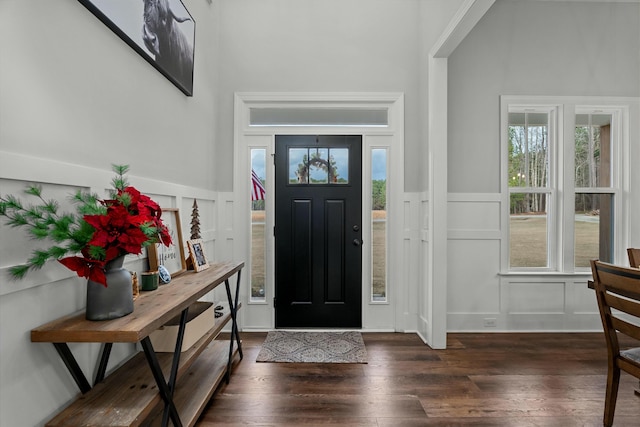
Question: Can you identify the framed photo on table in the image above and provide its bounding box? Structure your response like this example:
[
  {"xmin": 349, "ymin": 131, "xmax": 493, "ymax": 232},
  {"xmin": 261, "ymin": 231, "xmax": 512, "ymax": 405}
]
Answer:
[
  {"xmin": 148, "ymin": 208, "xmax": 187, "ymax": 276},
  {"xmin": 187, "ymin": 239, "xmax": 209, "ymax": 272}
]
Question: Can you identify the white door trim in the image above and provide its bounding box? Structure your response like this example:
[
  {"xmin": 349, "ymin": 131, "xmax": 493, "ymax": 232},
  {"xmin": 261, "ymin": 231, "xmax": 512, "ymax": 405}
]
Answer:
[{"xmin": 233, "ymin": 92, "xmax": 405, "ymax": 332}]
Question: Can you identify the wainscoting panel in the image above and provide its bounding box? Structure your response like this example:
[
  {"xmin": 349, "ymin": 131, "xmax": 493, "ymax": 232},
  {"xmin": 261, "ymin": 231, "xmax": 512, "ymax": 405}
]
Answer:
[
  {"xmin": 504, "ymin": 281, "xmax": 566, "ymax": 314},
  {"xmin": 447, "ymin": 239, "xmax": 501, "ymax": 315},
  {"xmin": 572, "ymin": 279, "xmax": 599, "ymax": 315},
  {"xmin": 446, "ymin": 193, "xmax": 600, "ymax": 332},
  {"xmin": 448, "ymin": 194, "xmax": 501, "ymax": 235}
]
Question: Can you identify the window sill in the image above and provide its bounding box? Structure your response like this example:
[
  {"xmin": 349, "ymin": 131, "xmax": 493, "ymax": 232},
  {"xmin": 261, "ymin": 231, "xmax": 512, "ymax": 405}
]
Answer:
[{"xmin": 498, "ymin": 271, "xmax": 592, "ymax": 278}]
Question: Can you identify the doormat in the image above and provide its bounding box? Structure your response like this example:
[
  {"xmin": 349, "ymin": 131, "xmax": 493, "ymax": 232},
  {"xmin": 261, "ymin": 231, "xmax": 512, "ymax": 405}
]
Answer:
[{"xmin": 256, "ymin": 331, "xmax": 367, "ymax": 363}]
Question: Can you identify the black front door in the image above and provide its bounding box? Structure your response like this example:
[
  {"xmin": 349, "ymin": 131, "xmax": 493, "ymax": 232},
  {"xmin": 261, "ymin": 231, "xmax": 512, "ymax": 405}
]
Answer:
[{"xmin": 275, "ymin": 135, "xmax": 362, "ymax": 328}]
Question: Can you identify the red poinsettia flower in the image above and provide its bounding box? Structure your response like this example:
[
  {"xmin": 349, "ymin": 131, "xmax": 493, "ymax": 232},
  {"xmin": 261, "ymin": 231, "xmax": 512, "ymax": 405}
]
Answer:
[
  {"xmin": 112, "ymin": 187, "xmax": 172, "ymax": 247},
  {"xmin": 84, "ymin": 204, "xmax": 150, "ymax": 257},
  {"xmin": 59, "ymin": 256, "xmax": 107, "ymax": 286},
  {"xmin": 124, "ymin": 187, "xmax": 159, "ymax": 215},
  {"xmin": 58, "ymin": 187, "xmax": 171, "ymax": 287}
]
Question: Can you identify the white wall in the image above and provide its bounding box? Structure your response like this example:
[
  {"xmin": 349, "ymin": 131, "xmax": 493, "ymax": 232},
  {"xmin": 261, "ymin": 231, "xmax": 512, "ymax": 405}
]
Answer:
[
  {"xmin": 0, "ymin": 1, "xmax": 225, "ymax": 425},
  {"xmin": 215, "ymin": 0, "xmax": 460, "ymax": 192},
  {"xmin": 445, "ymin": 0, "xmax": 640, "ymax": 331},
  {"xmin": 0, "ymin": 0, "xmax": 220, "ymax": 188},
  {"xmin": 448, "ymin": 0, "xmax": 640, "ymax": 193}
]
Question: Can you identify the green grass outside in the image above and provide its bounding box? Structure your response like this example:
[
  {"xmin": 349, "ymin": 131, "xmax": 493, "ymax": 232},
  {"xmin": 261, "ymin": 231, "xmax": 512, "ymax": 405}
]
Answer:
[{"xmin": 510, "ymin": 216, "xmax": 599, "ymax": 268}]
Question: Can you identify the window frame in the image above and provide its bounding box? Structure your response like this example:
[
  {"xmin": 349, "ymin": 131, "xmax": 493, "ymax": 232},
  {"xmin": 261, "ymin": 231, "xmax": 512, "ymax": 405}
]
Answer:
[
  {"xmin": 369, "ymin": 147, "xmax": 389, "ymax": 302},
  {"xmin": 572, "ymin": 106, "xmax": 623, "ymax": 270},
  {"xmin": 501, "ymin": 96, "xmax": 631, "ymax": 274},
  {"xmin": 506, "ymin": 105, "xmax": 559, "ymax": 271},
  {"xmin": 249, "ymin": 147, "xmax": 268, "ymax": 303}
]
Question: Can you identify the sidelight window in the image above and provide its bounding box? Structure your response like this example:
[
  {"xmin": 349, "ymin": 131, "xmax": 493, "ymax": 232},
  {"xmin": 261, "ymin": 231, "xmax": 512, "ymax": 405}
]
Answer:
[
  {"xmin": 371, "ymin": 148, "xmax": 387, "ymax": 301},
  {"xmin": 250, "ymin": 148, "xmax": 267, "ymax": 302}
]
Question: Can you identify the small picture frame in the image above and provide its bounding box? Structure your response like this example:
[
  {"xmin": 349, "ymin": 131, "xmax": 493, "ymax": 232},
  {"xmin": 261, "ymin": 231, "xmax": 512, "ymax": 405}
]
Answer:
[
  {"xmin": 148, "ymin": 208, "xmax": 187, "ymax": 277},
  {"xmin": 187, "ymin": 239, "xmax": 209, "ymax": 272}
]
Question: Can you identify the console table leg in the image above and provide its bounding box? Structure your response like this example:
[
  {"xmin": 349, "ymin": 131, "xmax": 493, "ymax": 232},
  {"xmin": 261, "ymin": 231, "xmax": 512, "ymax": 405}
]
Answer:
[
  {"xmin": 94, "ymin": 343, "xmax": 113, "ymax": 384},
  {"xmin": 224, "ymin": 270, "xmax": 243, "ymax": 383},
  {"xmin": 140, "ymin": 337, "xmax": 183, "ymax": 427},
  {"xmin": 233, "ymin": 269, "xmax": 243, "ymax": 360},
  {"xmin": 162, "ymin": 308, "xmax": 189, "ymax": 427},
  {"xmin": 53, "ymin": 343, "xmax": 91, "ymax": 394}
]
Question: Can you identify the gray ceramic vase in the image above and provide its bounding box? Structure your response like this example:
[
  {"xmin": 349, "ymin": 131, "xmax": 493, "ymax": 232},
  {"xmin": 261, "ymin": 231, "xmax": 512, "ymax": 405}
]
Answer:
[{"xmin": 86, "ymin": 256, "xmax": 134, "ymax": 321}]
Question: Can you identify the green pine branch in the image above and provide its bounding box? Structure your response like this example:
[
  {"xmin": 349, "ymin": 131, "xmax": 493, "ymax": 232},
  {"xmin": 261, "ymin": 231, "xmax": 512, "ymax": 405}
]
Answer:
[
  {"xmin": 0, "ymin": 164, "xmax": 165, "ymax": 281},
  {"xmin": 110, "ymin": 164, "xmax": 130, "ymax": 196},
  {"xmin": 0, "ymin": 184, "xmax": 99, "ymax": 279},
  {"xmin": 8, "ymin": 264, "xmax": 30, "ymax": 279},
  {"xmin": 140, "ymin": 222, "xmax": 160, "ymax": 242}
]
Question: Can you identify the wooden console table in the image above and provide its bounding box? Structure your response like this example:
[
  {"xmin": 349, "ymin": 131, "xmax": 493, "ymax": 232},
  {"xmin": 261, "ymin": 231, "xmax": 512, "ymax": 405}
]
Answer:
[{"xmin": 31, "ymin": 261, "xmax": 244, "ymax": 427}]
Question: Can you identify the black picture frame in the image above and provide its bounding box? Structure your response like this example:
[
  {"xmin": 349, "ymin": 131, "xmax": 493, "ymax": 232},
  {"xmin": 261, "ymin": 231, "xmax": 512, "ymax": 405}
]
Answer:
[{"xmin": 78, "ymin": 0, "xmax": 195, "ymax": 96}]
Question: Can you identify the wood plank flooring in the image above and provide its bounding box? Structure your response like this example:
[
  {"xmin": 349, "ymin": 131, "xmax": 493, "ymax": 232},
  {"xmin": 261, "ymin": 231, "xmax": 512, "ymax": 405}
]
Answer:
[{"xmin": 197, "ymin": 333, "xmax": 640, "ymax": 426}]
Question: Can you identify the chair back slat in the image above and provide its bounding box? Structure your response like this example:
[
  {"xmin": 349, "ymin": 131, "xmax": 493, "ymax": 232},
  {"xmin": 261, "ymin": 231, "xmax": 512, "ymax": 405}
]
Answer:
[
  {"xmin": 594, "ymin": 262, "xmax": 640, "ymax": 301},
  {"xmin": 610, "ymin": 317, "xmax": 640, "ymax": 342},
  {"xmin": 605, "ymin": 293, "xmax": 640, "ymax": 319}
]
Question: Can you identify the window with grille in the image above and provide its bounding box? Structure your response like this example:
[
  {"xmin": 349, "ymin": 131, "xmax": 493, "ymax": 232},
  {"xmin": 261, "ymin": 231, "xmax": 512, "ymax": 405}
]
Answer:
[{"xmin": 503, "ymin": 98, "xmax": 627, "ymax": 272}]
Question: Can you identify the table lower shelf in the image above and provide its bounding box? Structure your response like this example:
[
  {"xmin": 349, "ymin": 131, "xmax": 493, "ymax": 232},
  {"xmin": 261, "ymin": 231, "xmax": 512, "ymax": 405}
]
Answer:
[
  {"xmin": 147, "ymin": 342, "xmax": 239, "ymax": 427},
  {"xmin": 46, "ymin": 315, "xmax": 240, "ymax": 427}
]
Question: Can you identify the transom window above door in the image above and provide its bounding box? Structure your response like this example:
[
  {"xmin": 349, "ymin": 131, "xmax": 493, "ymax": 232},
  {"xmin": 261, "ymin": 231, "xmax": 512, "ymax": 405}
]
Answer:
[{"xmin": 250, "ymin": 107, "xmax": 388, "ymax": 127}]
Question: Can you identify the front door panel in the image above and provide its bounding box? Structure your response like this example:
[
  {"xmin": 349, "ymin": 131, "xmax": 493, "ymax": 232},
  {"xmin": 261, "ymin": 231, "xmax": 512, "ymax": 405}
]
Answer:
[{"xmin": 275, "ymin": 135, "xmax": 362, "ymax": 328}]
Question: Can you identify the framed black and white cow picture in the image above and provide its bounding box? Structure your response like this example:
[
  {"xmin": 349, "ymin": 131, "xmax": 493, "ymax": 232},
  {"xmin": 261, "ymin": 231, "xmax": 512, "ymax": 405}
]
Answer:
[{"xmin": 79, "ymin": 0, "xmax": 195, "ymax": 96}]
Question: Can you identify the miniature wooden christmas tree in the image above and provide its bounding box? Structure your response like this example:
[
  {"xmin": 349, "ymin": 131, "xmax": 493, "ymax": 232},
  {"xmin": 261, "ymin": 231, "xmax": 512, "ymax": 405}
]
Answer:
[{"xmin": 190, "ymin": 199, "xmax": 201, "ymax": 240}]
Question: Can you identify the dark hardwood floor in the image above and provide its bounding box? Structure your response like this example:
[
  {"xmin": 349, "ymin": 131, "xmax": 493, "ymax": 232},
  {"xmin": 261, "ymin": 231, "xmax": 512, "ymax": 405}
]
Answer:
[{"xmin": 198, "ymin": 332, "xmax": 640, "ymax": 426}]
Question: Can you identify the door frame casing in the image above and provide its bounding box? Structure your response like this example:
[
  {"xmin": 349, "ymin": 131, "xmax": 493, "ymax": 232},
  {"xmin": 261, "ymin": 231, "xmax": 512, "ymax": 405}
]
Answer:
[{"xmin": 233, "ymin": 92, "xmax": 404, "ymax": 332}]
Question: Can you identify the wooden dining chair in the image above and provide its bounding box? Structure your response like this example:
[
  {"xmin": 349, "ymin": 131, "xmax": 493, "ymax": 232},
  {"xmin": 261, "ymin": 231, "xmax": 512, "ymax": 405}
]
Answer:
[
  {"xmin": 591, "ymin": 260, "xmax": 640, "ymax": 426},
  {"xmin": 628, "ymin": 248, "xmax": 640, "ymax": 269}
]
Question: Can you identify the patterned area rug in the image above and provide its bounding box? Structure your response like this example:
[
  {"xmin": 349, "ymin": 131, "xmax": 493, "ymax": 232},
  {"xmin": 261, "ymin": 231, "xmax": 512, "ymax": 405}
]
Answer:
[{"xmin": 256, "ymin": 331, "xmax": 368, "ymax": 363}]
